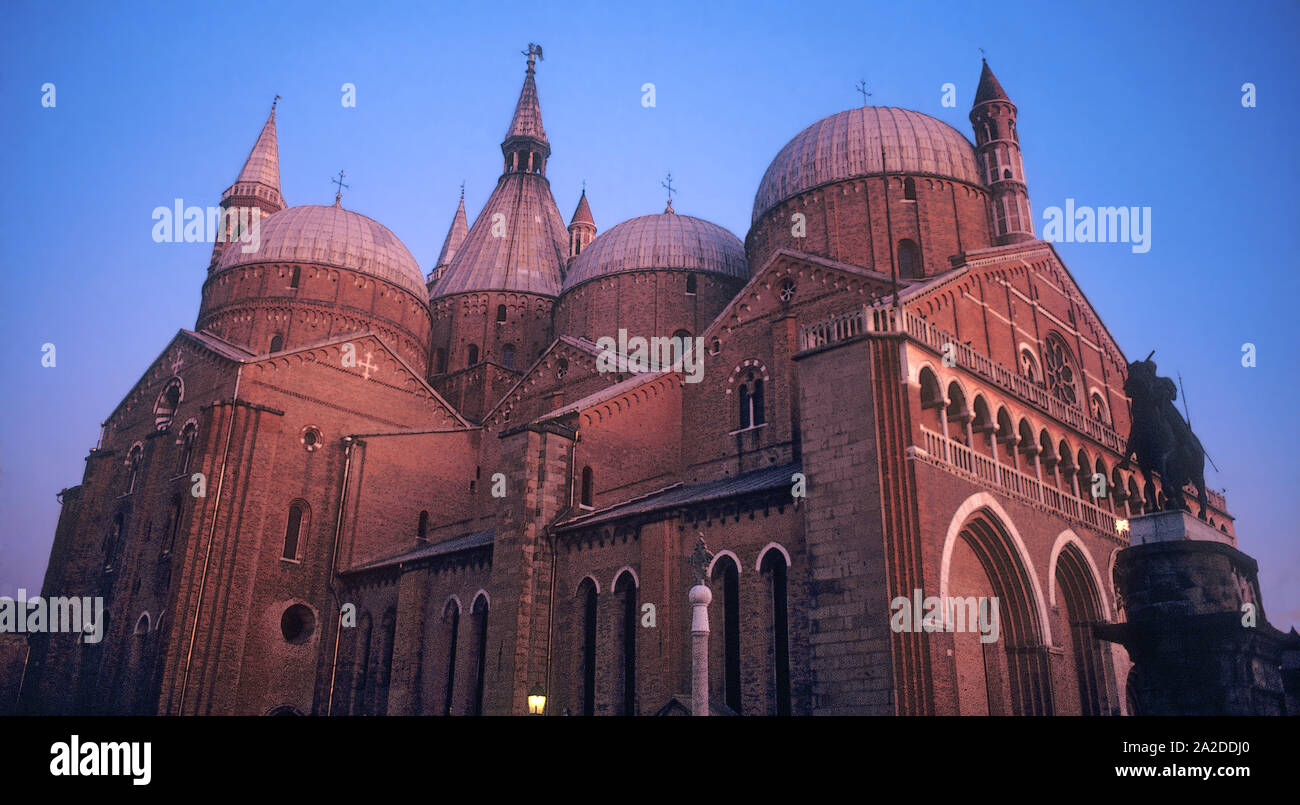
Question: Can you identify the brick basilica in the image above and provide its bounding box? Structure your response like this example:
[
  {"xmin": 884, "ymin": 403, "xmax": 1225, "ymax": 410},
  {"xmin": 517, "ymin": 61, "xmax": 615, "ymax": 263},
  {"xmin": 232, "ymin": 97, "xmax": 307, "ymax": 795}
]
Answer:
[{"xmin": 16, "ymin": 52, "xmax": 1248, "ymax": 717}]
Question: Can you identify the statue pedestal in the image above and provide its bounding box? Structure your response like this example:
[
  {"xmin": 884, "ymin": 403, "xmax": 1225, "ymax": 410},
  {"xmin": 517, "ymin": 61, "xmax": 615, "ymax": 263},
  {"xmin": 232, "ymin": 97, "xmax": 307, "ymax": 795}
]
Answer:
[{"xmin": 1127, "ymin": 509, "xmax": 1234, "ymax": 548}]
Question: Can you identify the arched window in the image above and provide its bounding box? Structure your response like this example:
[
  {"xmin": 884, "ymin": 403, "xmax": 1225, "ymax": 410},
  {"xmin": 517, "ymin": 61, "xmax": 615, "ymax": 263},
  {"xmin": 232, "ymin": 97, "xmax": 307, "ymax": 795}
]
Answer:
[
  {"xmin": 126, "ymin": 445, "xmax": 144, "ymax": 493},
  {"xmin": 738, "ymin": 372, "xmax": 766, "ymax": 429},
  {"xmin": 177, "ymin": 422, "xmax": 198, "ymax": 474},
  {"xmin": 761, "ymin": 549, "xmax": 792, "ymax": 715},
  {"xmin": 1043, "ymin": 334, "xmax": 1080, "ymax": 406},
  {"xmin": 1089, "ymin": 392, "xmax": 1109, "ymax": 425},
  {"xmin": 269, "ymin": 334, "xmax": 284, "ymax": 353},
  {"xmin": 442, "ymin": 600, "xmax": 460, "ymax": 716},
  {"xmin": 283, "ymin": 501, "xmax": 307, "ymax": 560},
  {"xmin": 466, "ymin": 344, "xmax": 479, "ymax": 366},
  {"xmin": 154, "ymin": 379, "xmax": 182, "ymax": 431},
  {"xmin": 1020, "ymin": 348, "xmax": 1041, "ymax": 384},
  {"xmin": 163, "ymin": 496, "xmax": 183, "ymax": 555},
  {"xmin": 417, "ymin": 510, "xmax": 429, "ymax": 540},
  {"xmin": 686, "ymin": 274, "xmax": 697, "ymax": 295},
  {"xmin": 470, "ymin": 595, "xmax": 490, "ymax": 716},
  {"xmin": 502, "ymin": 344, "xmax": 516, "ymax": 369},
  {"xmin": 903, "ymin": 177, "xmax": 917, "ymax": 201},
  {"xmin": 578, "ymin": 579, "xmax": 598, "ymax": 716},
  {"xmin": 580, "ymin": 466, "xmax": 594, "ymax": 508},
  {"xmin": 496, "ymin": 304, "xmax": 507, "ymax": 323},
  {"xmin": 614, "ymin": 572, "xmax": 637, "ymax": 715},
  {"xmin": 289, "ymin": 266, "xmax": 301, "ymax": 289},
  {"xmin": 104, "ymin": 512, "xmax": 125, "ymax": 572},
  {"xmin": 897, "ymin": 239, "xmax": 921, "ymax": 280},
  {"xmin": 711, "ymin": 555, "xmax": 742, "ymax": 713}
]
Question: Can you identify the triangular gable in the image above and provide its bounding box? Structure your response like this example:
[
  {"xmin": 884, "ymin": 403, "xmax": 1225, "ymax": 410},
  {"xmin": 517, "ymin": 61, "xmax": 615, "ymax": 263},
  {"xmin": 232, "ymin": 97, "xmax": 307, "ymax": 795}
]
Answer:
[
  {"xmin": 703, "ymin": 248, "xmax": 915, "ymax": 343},
  {"xmin": 481, "ymin": 334, "xmax": 623, "ymax": 424},
  {"xmin": 245, "ymin": 331, "xmax": 473, "ymax": 428},
  {"xmin": 903, "ymin": 241, "xmax": 1130, "ymax": 378},
  {"xmin": 103, "ymin": 329, "xmax": 251, "ymax": 427}
]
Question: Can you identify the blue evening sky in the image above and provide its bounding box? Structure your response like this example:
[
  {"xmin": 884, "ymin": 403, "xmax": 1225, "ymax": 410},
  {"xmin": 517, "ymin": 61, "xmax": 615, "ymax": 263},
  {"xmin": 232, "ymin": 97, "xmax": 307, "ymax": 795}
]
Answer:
[{"xmin": 2, "ymin": 0, "xmax": 1297, "ymax": 629}]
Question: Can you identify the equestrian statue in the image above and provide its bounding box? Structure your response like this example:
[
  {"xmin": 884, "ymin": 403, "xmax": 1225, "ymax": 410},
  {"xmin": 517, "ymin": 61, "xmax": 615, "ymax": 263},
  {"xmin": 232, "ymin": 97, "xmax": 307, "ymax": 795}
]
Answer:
[{"xmin": 1117, "ymin": 351, "xmax": 1211, "ymax": 518}]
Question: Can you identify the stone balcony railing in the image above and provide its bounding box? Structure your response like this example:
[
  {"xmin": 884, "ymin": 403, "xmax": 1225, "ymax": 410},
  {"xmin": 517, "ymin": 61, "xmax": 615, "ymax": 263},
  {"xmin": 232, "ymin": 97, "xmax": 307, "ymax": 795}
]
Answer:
[
  {"xmin": 918, "ymin": 426, "xmax": 1125, "ymax": 543},
  {"xmin": 799, "ymin": 304, "xmax": 1228, "ymax": 514}
]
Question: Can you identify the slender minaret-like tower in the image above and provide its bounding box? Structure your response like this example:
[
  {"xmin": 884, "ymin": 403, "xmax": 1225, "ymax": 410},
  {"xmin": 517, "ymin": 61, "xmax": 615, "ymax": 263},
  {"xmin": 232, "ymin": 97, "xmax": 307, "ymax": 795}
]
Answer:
[
  {"xmin": 210, "ymin": 98, "xmax": 286, "ymax": 267},
  {"xmin": 567, "ymin": 188, "xmax": 596, "ymax": 263},
  {"xmin": 970, "ymin": 61, "xmax": 1034, "ymax": 244}
]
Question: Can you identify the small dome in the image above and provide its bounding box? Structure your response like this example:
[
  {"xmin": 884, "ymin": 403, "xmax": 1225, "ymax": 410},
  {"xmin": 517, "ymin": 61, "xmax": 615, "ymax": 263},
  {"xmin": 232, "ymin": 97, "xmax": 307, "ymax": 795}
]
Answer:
[
  {"xmin": 752, "ymin": 107, "xmax": 982, "ymax": 222},
  {"xmin": 562, "ymin": 211, "xmax": 748, "ymax": 292},
  {"xmin": 216, "ymin": 204, "xmax": 426, "ymax": 299}
]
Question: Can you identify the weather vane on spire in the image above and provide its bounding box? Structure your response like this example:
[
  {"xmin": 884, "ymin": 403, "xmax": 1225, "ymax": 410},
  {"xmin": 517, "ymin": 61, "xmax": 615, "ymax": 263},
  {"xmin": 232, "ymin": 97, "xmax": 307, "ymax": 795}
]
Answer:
[
  {"xmin": 332, "ymin": 169, "xmax": 349, "ymax": 206},
  {"xmin": 272, "ymin": 94, "xmax": 281, "ymax": 111},
  {"xmin": 978, "ymin": 47, "xmax": 986, "ymax": 61},
  {"xmin": 523, "ymin": 43, "xmax": 544, "ymax": 70},
  {"xmin": 856, "ymin": 79, "xmax": 872, "ymax": 107},
  {"xmin": 459, "ymin": 179, "xmax": 465, "ymax": 200},
  {"xmin": 662, "ymin": 171, "xmax": 677, "ymax": 213}
]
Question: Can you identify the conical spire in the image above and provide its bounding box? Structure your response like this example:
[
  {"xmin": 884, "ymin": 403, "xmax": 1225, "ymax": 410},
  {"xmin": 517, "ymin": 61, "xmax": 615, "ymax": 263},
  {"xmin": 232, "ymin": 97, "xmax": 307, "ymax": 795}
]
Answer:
[
  {"xmin": 505, "ymin": 45, "xmax": 548, "ymax": 147},
  {"xmin": 224, "ymin": 97, "xmax": 284, "ymax": 210},
  {"xmin": 435, "ymin": 186, "xmax": 469, "ymax": 268},
  {"xmin": 570, "ymin": 188, "xmax": 594, "ymax": 228},
  {"xmin": 974, "ymin": 59, "xmax": 1010, "ymax": 105}
]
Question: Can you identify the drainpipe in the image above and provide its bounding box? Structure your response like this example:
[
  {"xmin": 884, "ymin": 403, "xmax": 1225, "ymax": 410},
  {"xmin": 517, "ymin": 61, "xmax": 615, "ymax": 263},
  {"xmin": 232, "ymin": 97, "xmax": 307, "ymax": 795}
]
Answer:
[
  {"xmin": 541, "ymin": 427, "xmax": 578, "ymax": 716},
  {"xmin": 325, "ymin": 435, "xmax": 358, "ymax": 715},
  {"xmin": 178, "ymin": 364, "xmax": 242, "ymax": 714}
]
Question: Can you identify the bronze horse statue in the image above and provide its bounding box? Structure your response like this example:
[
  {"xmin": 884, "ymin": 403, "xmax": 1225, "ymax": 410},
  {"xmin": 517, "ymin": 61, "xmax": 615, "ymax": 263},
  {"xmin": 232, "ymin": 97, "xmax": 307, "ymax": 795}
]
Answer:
[{"xmin": 1118, "ymin": 353, "xmax": 1210, "ymax": 518}]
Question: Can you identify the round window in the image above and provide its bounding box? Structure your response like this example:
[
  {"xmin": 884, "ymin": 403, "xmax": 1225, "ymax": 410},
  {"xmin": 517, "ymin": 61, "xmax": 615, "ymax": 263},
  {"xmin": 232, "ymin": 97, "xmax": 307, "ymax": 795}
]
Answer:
[
  {"xmin": 301, "ymin": 426, "xmax": 322, "ymax": 452},
  {"xmin": 280, "ymin": 604, "xmax": 316, "ymax": 644}
]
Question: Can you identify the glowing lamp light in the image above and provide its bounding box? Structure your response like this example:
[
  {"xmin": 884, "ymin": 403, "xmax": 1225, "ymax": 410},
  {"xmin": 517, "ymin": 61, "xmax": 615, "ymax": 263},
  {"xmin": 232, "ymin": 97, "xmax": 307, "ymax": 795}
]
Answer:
[
  {"xmin": 527, "ymin": 683, "xmax": 546, "ymax": 715},
  {"xmin": 1115, "ymin": 518, "xmax": 1130, "ymax": 535}
]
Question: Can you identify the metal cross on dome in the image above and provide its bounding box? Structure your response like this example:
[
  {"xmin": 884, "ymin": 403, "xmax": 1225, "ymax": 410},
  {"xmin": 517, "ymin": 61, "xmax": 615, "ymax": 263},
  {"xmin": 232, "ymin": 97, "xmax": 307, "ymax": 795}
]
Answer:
[
  {"xmin": 662, "ymin": 171, "xmax": 677, "ymax": 212},
  {"xmin": 332, "ymin": 170, "xmax": 349, "ymax": 205},
  {"xmin": 856, "ymin": 79, "xmax": 872, "ymax": 106}
]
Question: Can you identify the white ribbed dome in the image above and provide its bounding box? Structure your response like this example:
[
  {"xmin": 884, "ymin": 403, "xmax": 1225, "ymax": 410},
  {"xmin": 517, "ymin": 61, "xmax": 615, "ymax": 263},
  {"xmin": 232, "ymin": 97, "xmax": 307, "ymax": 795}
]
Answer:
[
  {"xmin": 753, "ymin": 107, "xmax": 982, "ymax": 222},
  {"xmin": 216, "ymin": 204, "xmax": 426, "ymax": 298},
  {"xmin": 562, "ymin": 211, "xmax": 748, "ymax": 292}
]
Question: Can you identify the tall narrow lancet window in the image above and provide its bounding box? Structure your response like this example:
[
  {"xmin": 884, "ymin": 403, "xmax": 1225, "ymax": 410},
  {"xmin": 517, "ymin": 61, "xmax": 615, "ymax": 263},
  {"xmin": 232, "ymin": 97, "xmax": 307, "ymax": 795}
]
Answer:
[
  {"xmin": 761, "ymin": 549, "xmax": 792, "ymax": 716},
  {"xmin": 417, "ymin": 510, "xmax": 429, "ymax": 540},
  {"xmin": 686, "ymin": 273, "xmax": 697, "ymax": 294},
  {"xmin": 580, "ymin": 466, "xmax": 594, "ymax": 508},
  {"xmin": 752, "ymin": 376, "xmax": 765, "ymax": 425},
  {"xmin": 614, "ymin": 572, "xmax": 637, "ymax": 716},
  {"xmin": 578, "ymin": 579, "xmax": 597, "ymax": 716},
  {"xmin": 711, "ymin": 556, "xmax": 742, "ymax": 713},
  {"xmin": 290, "ymin": 266, "xmax": 301, "ymax": 289},
  {"xmin": 163, "ymin": 496, "xmax": 183, "ymax": 555},
  {"xmin": 283, "ymin": 501, "xmax": 307, "ymax": 560},
  {"xmin": 738, "ymin": 384, "xmax": 752, "ymax": 429},
  {"xmin": 502, "ymin": 344, "xmax": 516, "ymax": 369},
  {"xmin": 442, "ymin": 600, "xmax": 460, "ymax": 717},
  {"xmin": 496, "ymin": 304, "xmax": 507, "ymax": 323},
  {"xmin": 177, "ymin": 422, "xmax": 198, "ymax": 474},
  {"xmin": 126, "ymin": 445, "xmax": 144, "ymax": 493},
  {"xmin": 904, "ymin": 177, "xmax": 917, "ymax": 200},
  {"xmin": 466, "ymin": 344, "xmax": 479, "ymax": 366},
  {"xmin": 897, "ymin": 239, "xmax": 921, "ymax": 279},
  {"xmin": 470, "ymin": 595, "xmax": 489, "ymax": 716}
]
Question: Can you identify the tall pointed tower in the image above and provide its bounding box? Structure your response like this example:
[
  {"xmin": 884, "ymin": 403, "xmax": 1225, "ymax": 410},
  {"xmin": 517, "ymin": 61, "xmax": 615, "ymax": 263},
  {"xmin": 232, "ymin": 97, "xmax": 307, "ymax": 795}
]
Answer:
[
  {"xmin": 567, "ymin": 188, "xmax": 596, "ymax": 263},
  {"xmin": 210, "ymin": 98, "xmax": 287, "ymax": 267},
  {"xmin": 428, "ymin": 187, "xmax": 469, "ymax": 288},
  {"xmin": 970, "ymin": 60, "xmax": 1035, "ymax": 244},
  {"xmin": 428, "ymin": 45, "xmax": 570, "ymax": 418}
]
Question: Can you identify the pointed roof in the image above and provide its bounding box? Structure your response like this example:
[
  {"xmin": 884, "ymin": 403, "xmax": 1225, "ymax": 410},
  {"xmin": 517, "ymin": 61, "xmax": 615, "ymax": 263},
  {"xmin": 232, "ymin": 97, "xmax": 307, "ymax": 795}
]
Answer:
[
  {"xmin": 974, "ymin": 59, "xmax": 1010, "ymax": 105},
  {"xmin": 570, "ymin": 189, "xmax": 594, "ymax": 228},
  {"xmin": 503, "ymin": 59, "xmax": 548, "ymax": 150},
  {"xmin": 223, "ymin": 99, "xmax": 284, "ymax": 210},
  {"xmin": 435, "ymin": 190, "xmax": 469, "ymax": 268}
]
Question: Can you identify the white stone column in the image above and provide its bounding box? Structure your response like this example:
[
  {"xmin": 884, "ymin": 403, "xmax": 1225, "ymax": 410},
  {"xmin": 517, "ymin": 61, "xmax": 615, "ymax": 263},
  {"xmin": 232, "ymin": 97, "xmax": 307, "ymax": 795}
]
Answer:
[{"xmin": 689, "ymin": 584, "xmax": 712, "ymax": 717}]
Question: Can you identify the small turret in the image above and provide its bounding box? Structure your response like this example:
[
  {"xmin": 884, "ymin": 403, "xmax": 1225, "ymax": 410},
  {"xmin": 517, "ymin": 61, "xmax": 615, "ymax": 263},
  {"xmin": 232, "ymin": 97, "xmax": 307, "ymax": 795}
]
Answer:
[
  {"xmin": 970, "ymin": 61, "xmax": 1034, "ymax": 244},
  {"xmin": 568, "ymin": 188, "xmax": 596, "ymax": 261}
]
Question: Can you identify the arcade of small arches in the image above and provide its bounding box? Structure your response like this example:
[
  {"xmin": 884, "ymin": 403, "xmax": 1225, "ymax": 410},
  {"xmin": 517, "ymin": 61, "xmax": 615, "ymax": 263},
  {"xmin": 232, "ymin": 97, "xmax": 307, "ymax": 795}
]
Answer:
[{"xmin": 917, "ymin": 363, "xmax": 1160, "ymax": 519}]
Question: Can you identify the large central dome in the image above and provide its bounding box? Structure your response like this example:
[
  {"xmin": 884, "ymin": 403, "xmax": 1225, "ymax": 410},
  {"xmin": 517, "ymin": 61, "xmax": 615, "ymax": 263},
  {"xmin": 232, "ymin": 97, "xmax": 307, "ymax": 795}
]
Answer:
[
  {"xmin": 216, "ymin": 204, "xmax": 426, "ymax": 299},
  {"xmin": 752, "ymin": 106, "xmax": 982, "ymax": 222},
  {"xmin": 562, "ymin": 210, "xmax": 748, "ymax": 292}
]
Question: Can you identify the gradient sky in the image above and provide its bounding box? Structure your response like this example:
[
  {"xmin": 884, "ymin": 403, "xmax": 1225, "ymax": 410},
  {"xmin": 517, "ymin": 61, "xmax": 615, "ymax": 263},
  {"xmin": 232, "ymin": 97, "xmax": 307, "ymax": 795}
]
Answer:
[{"xmin": 2, "ymin": 0, "xmax": 1297, "ymax": 630}]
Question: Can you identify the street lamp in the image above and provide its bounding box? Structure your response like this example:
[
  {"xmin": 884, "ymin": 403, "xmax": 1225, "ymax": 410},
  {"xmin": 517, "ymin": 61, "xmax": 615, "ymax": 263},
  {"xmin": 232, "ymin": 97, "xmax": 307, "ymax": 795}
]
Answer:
[{"xmin": 527, "ymin": 683, "xmax": 546, "ymax": 715}]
